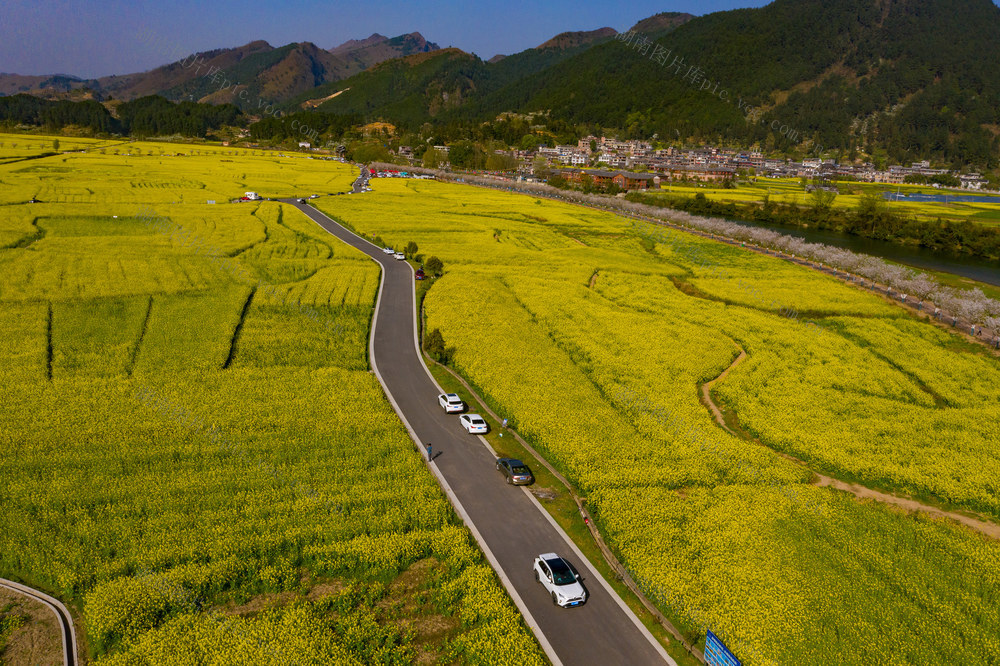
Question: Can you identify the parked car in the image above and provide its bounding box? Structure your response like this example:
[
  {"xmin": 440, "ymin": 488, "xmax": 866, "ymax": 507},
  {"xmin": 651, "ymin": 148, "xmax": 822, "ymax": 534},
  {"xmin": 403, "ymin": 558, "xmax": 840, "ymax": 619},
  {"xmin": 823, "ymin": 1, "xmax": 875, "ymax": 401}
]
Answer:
[
  {"xmin": 382, "ymin": 247, "xmax": 394, "ymax": 254},
  {"xmin": 438, "ymin": 393, "xmax": 464, "ymax": 413},
  {"xmin": 496, "ymin": 458, "xmax": 533, "ymax": 485},
  {"xmin": 309, "ymin": 194, "xmax": 319, "ymax": 199},
  {"xmin": 393, "ymin": 252, "xmax": 406, "ymax": 260},
  {"xmin": 533, "ymin": 554, "xmax": 587, "ymax": 607},
  {"xmin": 297, "ymin": 198, "xmax": 306, "ymax": 203},
  {"xmin": 459, "ymin": 414, "xmax": 488, "ymax": 434},
  {"xmin": 415, "ymin": 268, "xmax": 425, "ymax": 280}
]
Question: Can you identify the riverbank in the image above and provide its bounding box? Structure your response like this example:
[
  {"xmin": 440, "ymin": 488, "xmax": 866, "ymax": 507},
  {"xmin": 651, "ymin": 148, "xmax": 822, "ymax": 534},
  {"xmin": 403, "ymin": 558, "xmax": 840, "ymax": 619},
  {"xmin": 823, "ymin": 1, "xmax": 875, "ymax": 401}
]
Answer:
[{"xmin": 625, "ymin": 190, "xmax": 1000, "ymax": 264}]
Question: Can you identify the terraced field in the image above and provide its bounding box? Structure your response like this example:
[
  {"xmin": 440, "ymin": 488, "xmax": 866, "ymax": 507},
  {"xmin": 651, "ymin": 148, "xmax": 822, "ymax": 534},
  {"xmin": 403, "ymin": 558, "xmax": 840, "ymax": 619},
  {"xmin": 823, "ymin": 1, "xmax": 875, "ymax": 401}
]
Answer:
[
  {"xmin": 0, "ymin": 139, "xmax": 542, "ymax": 664},
  {"xmin": 317, "ymin": 177, "xmax": 1000, "ymax": 665}
]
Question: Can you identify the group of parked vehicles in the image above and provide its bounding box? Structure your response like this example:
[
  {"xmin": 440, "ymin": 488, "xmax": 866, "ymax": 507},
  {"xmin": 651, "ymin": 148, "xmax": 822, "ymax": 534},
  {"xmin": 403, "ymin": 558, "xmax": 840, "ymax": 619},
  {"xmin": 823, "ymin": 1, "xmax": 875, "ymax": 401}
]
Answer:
[
  {"xmin": 434, "ymin": 392, "xmax": 587, "ymax": 607},
  {"xmin": 381, "ymin": 246, "xmax": 406, "ymax": 260}
]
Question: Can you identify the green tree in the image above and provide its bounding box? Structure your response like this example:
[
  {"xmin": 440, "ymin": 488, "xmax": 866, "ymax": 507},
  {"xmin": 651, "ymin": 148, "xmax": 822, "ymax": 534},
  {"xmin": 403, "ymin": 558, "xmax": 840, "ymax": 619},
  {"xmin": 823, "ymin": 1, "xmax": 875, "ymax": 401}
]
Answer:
[
  {"xmin": 52, "ymin": 138, "xmax": 60, "ymax": 151},
  {"xmin": 532, "ymin": 155, "xmax": 550, "ymax": 179},
  {"xmin": 811, "ymin": 188, "xmax": 837, "ymax": 212},
  {"xmin": 425, "ymin": 327, "xmax": 456, "ymax": 364},
  {"xmin": 404, "ymin": 241, "xmax": 418, "ymax": 258},
  {"xmin": 425, "ymin": 256, "xmax": 443, "ymax": 276},
  {"xmin": 485, "ymin": 152, "xmax": 517, "ymax": 171},
  {"xmin": 422, "ymin": 148, "xmax": 443, "ymax": 168}
]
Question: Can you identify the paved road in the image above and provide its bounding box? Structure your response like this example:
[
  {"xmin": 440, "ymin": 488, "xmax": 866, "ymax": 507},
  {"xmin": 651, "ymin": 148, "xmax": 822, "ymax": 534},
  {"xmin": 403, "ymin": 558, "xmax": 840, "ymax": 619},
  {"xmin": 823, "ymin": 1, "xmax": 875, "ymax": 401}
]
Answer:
[
  {"xmin": 0, "ymin": 578, "xmax": 78, "ymax": 666},
  {"xmin": 289, "ymin": 200, "xmax": 672, "ymax": 666}
]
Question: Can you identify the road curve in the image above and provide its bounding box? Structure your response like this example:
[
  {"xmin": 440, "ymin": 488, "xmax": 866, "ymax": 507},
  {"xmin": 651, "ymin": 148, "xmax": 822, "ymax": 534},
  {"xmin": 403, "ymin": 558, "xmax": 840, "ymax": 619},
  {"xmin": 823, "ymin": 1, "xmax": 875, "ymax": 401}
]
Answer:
[
  {"xmin": 288, "ymin": 200, "xmax": 673, "ymax": 666},
  {"xmin": 0, "ymin": 578, "xmax": 78, "ymax": 666}
]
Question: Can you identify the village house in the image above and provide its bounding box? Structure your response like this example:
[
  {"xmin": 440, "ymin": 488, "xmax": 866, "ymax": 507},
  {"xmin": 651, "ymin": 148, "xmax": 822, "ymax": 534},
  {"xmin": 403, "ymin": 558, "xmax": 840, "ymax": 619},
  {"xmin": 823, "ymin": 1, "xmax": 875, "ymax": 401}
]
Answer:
[
  {"xmin": 656, "ymin": 164, "xmax": 737, "ymax": 183},
  {"xmin": 557, "ymin": 169, "xmax": 660, "ymax": 190}
]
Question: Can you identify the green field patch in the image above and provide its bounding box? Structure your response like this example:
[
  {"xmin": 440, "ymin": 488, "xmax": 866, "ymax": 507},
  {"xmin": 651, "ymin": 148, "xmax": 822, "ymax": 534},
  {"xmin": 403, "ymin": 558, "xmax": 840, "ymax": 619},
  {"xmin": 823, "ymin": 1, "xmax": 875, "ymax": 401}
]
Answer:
[
  {"xmin": 39, "ymin": 215, "xmax": 161, "ymax": 237},
  {"xmin": 52, "ymin": 296, "xmax": 151, "ymax": 378},
  {"xmin": 13, "ymin": 165, "xmax": 74, "ymax": 174},
  {"xmin": 132, "ymin": 287, "xmax": 252, "ymax": 375},
  {"xmin": 231, "ymin": 303, "xmax": 371, "ymax": 371},
  {"xmin": 0, "ymin": 301, "xmax": 48, "ymax": 384}
]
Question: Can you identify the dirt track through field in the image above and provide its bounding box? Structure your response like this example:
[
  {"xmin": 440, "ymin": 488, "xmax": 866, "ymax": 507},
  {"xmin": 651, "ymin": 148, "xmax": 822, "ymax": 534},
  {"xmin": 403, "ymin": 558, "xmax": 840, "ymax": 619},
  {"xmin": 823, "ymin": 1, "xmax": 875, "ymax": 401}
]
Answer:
[{"xmin": 701, "ymin": 347, "xmax": 1000, "ymax": 540}]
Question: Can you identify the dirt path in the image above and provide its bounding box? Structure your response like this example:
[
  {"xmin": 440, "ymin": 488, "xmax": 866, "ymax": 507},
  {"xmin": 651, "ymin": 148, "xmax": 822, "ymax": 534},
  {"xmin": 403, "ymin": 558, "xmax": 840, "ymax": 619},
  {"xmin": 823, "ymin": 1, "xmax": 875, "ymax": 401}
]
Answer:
[
  {"xmin": 701, "ymin": 348, "xmax": 1000, "ymax": 540},
  {"xmin": 588, "ymin": 271, "xmax": 599, "ymax": 289},
  {"xmin": 700, "ymin": 348, "xmax": 746, "ymax": 425}
]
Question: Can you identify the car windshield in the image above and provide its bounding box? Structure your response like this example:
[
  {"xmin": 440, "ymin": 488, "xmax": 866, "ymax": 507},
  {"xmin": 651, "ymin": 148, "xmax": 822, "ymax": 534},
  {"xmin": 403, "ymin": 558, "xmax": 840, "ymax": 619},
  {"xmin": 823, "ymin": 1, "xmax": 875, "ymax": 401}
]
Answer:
[
  {"xmin": 512, "ymin": 466, "xmax": 530, "ymax": 475},
  {"xmin": 472, "ymin": 418, "xmax": 485, "ymax": 425},
  {"xmin": 546, "ymin": 558, "xmax": 576, "ymax": 585}
]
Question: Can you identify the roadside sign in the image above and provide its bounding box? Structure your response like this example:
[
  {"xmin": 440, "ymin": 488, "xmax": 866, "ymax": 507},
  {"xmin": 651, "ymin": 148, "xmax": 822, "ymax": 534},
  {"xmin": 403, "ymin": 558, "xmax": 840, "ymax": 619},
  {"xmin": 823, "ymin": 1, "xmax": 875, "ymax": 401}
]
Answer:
[{"xmin": 705, "ymin": 630, "xmax": 741, "ymax": 666}]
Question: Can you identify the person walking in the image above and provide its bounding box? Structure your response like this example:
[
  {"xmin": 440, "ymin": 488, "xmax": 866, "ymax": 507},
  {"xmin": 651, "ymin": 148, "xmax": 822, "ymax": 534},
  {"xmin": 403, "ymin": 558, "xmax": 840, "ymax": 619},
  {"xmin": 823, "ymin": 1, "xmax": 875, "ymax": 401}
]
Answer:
[{"xmin": 425, "ymin": 442, "xmax": 432, "ymax": 461}]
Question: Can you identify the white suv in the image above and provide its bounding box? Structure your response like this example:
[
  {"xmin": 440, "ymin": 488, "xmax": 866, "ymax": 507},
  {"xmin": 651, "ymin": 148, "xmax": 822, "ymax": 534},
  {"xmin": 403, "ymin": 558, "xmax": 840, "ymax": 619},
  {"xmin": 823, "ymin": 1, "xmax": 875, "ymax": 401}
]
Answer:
[
  {"xmin": 438, "ymin": 393, "xmax": 464, "ymax": 413},
  {"xmin": 533, "ymin": 554, "xmax": 587, "ymax": 607}
]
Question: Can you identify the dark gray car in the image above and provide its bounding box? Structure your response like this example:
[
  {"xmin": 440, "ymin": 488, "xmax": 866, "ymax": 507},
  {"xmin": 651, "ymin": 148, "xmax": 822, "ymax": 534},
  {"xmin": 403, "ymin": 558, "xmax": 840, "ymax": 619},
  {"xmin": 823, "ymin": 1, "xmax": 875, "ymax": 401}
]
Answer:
[{"xmin": 496, "ymin": 458, "xmax": 534, "ymax": 485}]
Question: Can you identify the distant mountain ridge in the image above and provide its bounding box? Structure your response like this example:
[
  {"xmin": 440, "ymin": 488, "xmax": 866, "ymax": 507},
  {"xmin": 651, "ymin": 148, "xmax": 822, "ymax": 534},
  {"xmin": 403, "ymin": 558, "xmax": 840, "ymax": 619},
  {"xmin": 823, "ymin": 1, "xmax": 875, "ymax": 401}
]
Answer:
[
  {"xmin": 296, "ymin": 26, "xmax": 625, "ymax": 123},
  {"xmin": 536, "ymin": 28, "xmax": 617, "ymax": 50},
  {"xmin": 0, "ymin": 32, "xmax": 441, "ymax": 109},
  {"xmin": 3, "ymin": 1, "xmax": 999, "ymax": 166}
]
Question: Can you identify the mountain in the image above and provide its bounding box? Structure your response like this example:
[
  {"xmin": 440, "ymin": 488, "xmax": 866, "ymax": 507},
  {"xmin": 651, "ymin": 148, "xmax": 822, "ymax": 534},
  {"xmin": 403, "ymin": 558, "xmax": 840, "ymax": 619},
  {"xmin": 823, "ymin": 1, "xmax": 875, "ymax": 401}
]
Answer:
[
  {"xmin": 298, "ymin": 26, "xmax": 621, "ymax": 122},
  {"xmin": 629, "ymin": 12, "xmax": 695, "ymax": 37},
  {"xmin": 455, "ymin": 0, "xmax": 1000, "ymax": 167},
  {"xmin": 299, "ymin": 49, "xmax": 488, "ymax": 125},
  {"xmin": 0, "ymin": 32, "xmax": 441, "ymax": 110},
  {"xmin": 535, "ymin": 28, "xmax": 617, "ymax": 50},
  {"xmin": 0, "ymin": 74, "xmax": 87, "ymax": 97},
  {"xmin": 329, "ymin": 32, "xmax": 440, "ymax": 70},
  {"xmin": 97, "ymin": 40, "xmax": 277, "ymax": 101},
  {"xmin": 329, "ymin": 33, "xmax": 390, "ymax": 54},
  {"xmin": 4, "ymin": 2, "xmax": 999, "ymax": 166}
]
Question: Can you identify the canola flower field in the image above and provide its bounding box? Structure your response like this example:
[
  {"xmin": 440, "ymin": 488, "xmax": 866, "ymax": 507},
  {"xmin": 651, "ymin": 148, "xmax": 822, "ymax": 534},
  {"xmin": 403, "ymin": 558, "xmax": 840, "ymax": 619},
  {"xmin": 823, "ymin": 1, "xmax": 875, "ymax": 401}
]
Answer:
[
  {"xmin": 0, "ymin": 138, "xmax": 543, "ymax": 665},
  {"xmin": 648, "ymin": 177, "xmax": 1000, "ymax": 225},
  {"xmin": 317, "ymin": 177, "xmax": 1000, "ymax": 665}
]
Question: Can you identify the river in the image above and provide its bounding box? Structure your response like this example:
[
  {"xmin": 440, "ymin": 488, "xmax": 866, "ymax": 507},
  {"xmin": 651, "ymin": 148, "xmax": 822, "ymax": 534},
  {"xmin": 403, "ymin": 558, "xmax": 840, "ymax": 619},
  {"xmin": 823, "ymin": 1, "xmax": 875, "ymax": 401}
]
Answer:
[
  {"xmin": 883, "ymin": 192, "xmax": 1000, "ymax": 204},
  {"xmin": 727, "ymin": 218, "xmax": 1000, "ymax": 287}
]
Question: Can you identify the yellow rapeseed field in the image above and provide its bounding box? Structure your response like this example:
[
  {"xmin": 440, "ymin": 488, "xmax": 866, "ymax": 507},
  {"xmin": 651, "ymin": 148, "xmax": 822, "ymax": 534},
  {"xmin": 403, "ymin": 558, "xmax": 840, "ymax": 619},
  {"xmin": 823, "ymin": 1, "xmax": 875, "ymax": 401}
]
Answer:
[
  {"xmin": 0, "ymin": 137, "xmax": 544, "ymax": 664},
  {"xmin": 318, "ymin": 177, "xmax": 1000, "ymax": 665}
]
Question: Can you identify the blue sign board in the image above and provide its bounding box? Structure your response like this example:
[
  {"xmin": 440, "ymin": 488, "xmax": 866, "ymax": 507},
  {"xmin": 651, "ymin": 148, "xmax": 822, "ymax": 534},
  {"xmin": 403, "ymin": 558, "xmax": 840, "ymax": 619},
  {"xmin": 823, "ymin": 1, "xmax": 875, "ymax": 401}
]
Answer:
[{"xmin": 705, "ymin": 630, "xmax": 741, "ymax": 666}]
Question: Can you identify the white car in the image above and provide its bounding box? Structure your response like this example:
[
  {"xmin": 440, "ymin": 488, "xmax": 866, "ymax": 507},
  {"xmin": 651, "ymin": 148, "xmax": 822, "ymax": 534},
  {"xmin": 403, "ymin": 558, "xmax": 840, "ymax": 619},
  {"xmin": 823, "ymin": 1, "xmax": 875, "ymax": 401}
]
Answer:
[
  {"xmin": 393, "ymin": 252, "xmax": 406, "ymax": 260},
  {"xmin": 382, "ymin": 247, "xmax": 394, "ymax": 254},
  {"xmin": 438, "ymin": 393, "xmax": 464, "ymax": 413},
  {"xmin": 533, "ymin": 554, "xmax": 587, "ymax": 608},
  {"xmin": 459, "ymin": 414, "xmax": 488, "ymax": 434}
]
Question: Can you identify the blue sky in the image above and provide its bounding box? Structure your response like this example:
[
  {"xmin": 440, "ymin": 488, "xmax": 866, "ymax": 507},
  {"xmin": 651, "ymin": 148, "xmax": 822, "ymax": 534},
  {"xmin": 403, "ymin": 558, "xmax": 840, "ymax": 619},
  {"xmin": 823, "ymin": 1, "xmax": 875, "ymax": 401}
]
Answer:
[{"xmin": 2, "ymin": 0, "xmax": 773, "ymax": 78}]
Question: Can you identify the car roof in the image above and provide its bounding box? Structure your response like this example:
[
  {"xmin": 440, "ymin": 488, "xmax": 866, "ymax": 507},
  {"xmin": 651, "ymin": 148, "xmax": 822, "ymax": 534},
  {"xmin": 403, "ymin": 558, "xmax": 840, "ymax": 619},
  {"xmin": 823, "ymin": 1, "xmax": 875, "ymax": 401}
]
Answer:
[{"xmin": 539, "ymin": 552, "xmax": 561, "ymax": 561}]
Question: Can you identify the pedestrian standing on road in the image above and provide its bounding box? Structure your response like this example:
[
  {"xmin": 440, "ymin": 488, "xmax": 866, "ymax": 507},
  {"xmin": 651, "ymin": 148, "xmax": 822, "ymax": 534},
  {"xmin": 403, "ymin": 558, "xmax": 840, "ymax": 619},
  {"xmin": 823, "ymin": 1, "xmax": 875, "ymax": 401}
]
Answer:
[{"xmin": 425, "ymin": 442, "xmax": 432, "ymax": 461}]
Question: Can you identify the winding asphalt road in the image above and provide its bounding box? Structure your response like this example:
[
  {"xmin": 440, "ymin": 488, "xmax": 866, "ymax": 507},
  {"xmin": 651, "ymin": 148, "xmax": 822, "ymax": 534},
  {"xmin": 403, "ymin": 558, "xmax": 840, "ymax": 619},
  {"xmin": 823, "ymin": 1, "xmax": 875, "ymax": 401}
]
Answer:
[{"xmin": 288, "ymin": 199, "xmax": 672, "ymax": 666}]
